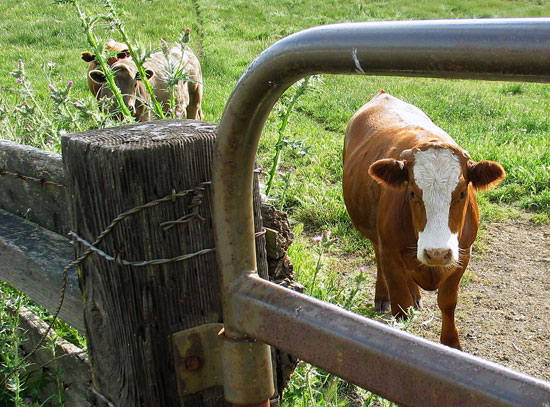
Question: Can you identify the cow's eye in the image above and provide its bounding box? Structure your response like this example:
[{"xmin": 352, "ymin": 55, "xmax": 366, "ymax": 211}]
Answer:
[
  {"xmin": 460, "ymin": 190, "xmax": 466, "ymax": 199},
  {"xmin": 410, "ymin": 191, "xmax": 415, "ymax": 199}
]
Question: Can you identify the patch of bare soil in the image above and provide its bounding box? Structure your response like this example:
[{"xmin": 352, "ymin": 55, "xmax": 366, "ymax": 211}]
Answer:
[{"xmin": 404, "ymin": 219, "xmax": 550, "ymax": 382}]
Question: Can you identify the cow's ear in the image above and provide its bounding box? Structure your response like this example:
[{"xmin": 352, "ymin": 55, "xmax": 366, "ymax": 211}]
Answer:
[
  {"xmin": 468, "ymin": 160, "xmax": 506, "ymax": 191},
  {"xmin": 135, "ymin": 69, "xmax": 154, "ymax": 81},
  {"xmin": 369, "ymin": 158, "xmax": 408, "ymax": 188},
  {"xmin": 82, "ymin": 51, "xmax": 95, "ymax": 63},
  {"xmin": 89, "ymin": 70, "xmax": 107, "ymax": 84}
]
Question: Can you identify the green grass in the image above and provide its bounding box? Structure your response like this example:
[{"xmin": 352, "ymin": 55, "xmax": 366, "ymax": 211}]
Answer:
[
  {"xmin": 0, "ymin": 282, "xmax": 85, "ymax": 406},
  {"xmin": 1, "ymin": 0, "xmax": 550, "ymax": 405}
]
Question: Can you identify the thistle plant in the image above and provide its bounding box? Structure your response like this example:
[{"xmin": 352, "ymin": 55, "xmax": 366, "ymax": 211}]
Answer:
[
  {"xmin": 57, "ymin": 0, "xmax": 134, "ymax": 120},
  {"xmin": 55, "ymin": 0, "xmax": 166, "ymax": 120},
  {"xmin": 264, "ymin": 75, "xmax": 322, "ymax": 197},
  {"xmin": 179, "ymin": 28, "xmax": 191, "ymax": 45},
  {"xmin": 47, "ymin": 338, "xmax": 65, "ymax": 407},
  {"xmin": 1, "ymin": 60, "xmax": 113, "ymax": 152},
  {"xmin": 342, "ymin": 268, "xmax": 369, "ymax": 311},
  {"xmin": 160, "ymin": 34, "xmax": 192, "ymax": 118},
  {"xmin": 1, "ymin": 297, "xmax": 25, "ymax": 406},
  {"xmin": 2, "ymin": 60, "xmax": 54, "ymax": 149},
  {"xmin": 0, "ymin": 287, "xmax": 71, "ymax": 407},
  {"xmin": 103, "ymin": 0, "xmax": 165, "ymax": 119},
  {"xmin": 309, "ymin": 230, "xmax": 339, "ymax": 296}
]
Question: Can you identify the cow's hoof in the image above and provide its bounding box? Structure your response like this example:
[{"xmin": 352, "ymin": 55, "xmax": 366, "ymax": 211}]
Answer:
[
  {"xmin": 375, "ymin": 299, "xmax": 390, "ymax": 313},
  {"xmin": 414, "ymin": 298, "xmax": 423, "ymax": 309}
]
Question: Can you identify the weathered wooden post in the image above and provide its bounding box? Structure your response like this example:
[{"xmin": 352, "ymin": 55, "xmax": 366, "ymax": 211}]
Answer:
[{"xmin": 62, "ymin": 120, "xmax": 270, "ymax": 406}]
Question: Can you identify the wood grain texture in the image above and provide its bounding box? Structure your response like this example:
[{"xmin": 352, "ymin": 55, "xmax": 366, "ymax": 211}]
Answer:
[
  {"xmin": 0, "ymin": 140, "xmax": 70, "ymax": 235},
  {"xmin": 0, "ymin": 209, "xmax": 83, "ymax": 332},
  {"xmin": 62, "ymin": 119, "xmax": 268, "ymax": 407}
]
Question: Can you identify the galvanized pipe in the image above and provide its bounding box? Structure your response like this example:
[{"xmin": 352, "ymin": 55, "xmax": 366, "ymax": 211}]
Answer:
[
  {"xmin": 212, "ymin": 19, "xmax": 550, "ymax": 405},
  {"xmin": 226, "ymin": 274, "xmax": 550, "ymax": 407}
]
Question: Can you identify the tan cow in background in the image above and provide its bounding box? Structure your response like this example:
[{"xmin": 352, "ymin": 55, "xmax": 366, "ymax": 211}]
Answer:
[
  {"xmin": 84, "ymin": 42, "xmax": 203, "ymax": 121},
  {"xmin": 343, "ymin": 91, "xmax": 505, "ymax": 349}
]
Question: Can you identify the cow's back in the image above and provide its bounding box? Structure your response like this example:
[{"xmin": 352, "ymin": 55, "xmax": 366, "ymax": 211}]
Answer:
[
  {"xmin": 144, "ymin": 45, "xmax": 203, "ymax": 119},
  {"xmin": 343, "ymin": 91, "xmax": 456, "ymax": 242},
  {"xmin": 344, "ymin": 91, "xmax": 455, "ymax": 155}
]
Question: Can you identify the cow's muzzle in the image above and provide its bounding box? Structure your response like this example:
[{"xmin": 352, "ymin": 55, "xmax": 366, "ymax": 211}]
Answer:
[{"xmin": 422, "ymin": 248, "xmax": 453, "ymax": 266}]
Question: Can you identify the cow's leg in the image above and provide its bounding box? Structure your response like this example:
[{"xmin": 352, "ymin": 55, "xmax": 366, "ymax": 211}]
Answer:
[
  {"xmin": 380, "ymin": 250, "xmax": 414, "ymax": 318},
  {"xmin": 437, "ymin": 268, "xmax": 465, "ymax": 350},
  {"xmin": 407, "ymin": 277, "xmax": 422, "ymax": 309},
  {"xmin": 373, "ymin": 245, "xmax": 390, "ymax": 312},
  {"xmin": 173, "ymin": 82, "xmax": 190, "ymax": 119},
  {"xmin": 186, "ymin": 80, "xmax": 203, "ymax": 120}
]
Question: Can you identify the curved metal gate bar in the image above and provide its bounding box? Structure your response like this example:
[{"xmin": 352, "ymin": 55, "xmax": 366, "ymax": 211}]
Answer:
[{"xmin": 212, "ymin": 19, "xmax": 550, "ymax": 406}]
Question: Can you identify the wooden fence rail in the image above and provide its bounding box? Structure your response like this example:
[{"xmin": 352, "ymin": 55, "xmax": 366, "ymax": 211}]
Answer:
[
  {"xmin": 0, "ymin": 139, "xmax": 70, "ymax": 235},
  {"xmin": 0, "ymin": 139, "xmax": 83, "ymax": 331}
]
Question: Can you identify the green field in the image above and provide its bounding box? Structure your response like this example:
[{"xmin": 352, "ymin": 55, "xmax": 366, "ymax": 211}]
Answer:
[{"xmin": 1, "ymin": 0, "xmax": 549, "ymax": 405}]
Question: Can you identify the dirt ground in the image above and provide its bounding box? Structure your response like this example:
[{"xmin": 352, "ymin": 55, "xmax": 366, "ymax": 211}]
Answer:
[{"xmin": 377, "ymin": 217, "xmax": 550, "ymax": 382}]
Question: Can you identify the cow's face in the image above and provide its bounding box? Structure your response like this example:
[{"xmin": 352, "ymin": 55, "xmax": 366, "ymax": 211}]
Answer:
[
  {"xmin": 369, "ymin": 142, "xmax": 505, "ymax": 267},
  {"xmin": 88, "ymin": 61, "xmax": 153, "ymax": 118}
]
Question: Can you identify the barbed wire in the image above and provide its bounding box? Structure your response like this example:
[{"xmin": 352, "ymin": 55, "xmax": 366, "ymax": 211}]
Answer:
[
  {"xmin": 91, "ymin": 181, "xmax": 212, "ymax": 243},
  {"xmin": 0, "ymin": 168, "xmax": 65, "ymax": 188},
  {"xmin": 160, "ymin": 182, "xmax": 208, "ymax": 230},
  {"xmin": 69, "ymin": 232, "xmax": 216, "ymax": 266},
  {"xmin": 91, "ymin": 387, "xmax": 117, "ymax": 407}
]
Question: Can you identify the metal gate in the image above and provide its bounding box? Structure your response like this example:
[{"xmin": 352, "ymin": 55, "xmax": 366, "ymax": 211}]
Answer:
[{"xmin": 212, "ymin": 19, "xmax": 550, "ymax": 407}]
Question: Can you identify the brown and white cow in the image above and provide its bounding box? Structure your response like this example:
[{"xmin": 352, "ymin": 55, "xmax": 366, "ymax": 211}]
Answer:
[
  {"xmin": 86, "ymin": 43, "xmax": 203, "ymax": 121},
  {"xmin": 343, "ymin": 91, "xmax": 505, "ymax": 349}
]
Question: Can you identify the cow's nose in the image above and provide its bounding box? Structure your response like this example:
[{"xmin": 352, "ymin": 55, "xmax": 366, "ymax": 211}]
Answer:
[{"xmin": 423, "ymin": 248, "xmax": 452, "ymax": 265}]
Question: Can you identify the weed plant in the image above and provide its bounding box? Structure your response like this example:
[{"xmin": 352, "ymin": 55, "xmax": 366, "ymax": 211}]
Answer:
[
  {"xmin": 101, "ymin": 0, "xmax": 166, "ymax": 119},
  {"xmin": 0, "ymin": 282, "xmax": 81, "ymax": 407},
  {"xmin": 0, "ymin": 58, "xmax": 116, "ymax": 152},
  {"xmin": 68, "ymin": 0, "xmax": 194, "ymax": 121},
  {"xmin": 264, "ymin": 76, "xmax": 321, "ymax": 197}
]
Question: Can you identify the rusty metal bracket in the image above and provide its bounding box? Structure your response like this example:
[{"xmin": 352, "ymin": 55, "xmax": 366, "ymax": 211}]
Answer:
[
  {"xmin": 171, "ymin": 323, "xmax": 274, "ymax": 405},
  {"xmin": 171, "ymin": 323, "xmax": 224, "ymax": 397}
]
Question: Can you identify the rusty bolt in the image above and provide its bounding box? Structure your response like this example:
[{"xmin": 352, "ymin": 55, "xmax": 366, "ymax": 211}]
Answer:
[{"xmin": 185, "ymin": 356, "xmax": 201, "ymax": 371}]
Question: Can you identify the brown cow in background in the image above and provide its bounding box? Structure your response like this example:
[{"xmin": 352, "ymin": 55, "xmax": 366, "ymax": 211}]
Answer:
[
  {"xmin": 84, "ymin": 42, "xmax": 203, "ymax": 121},
  {"xmin": 343, "ymin": 91, "xmax": 505, "ymax": 349}
]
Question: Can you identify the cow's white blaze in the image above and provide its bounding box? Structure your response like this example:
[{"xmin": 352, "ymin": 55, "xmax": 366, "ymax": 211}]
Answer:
[{"xmin": 413, "ymin": 148, "xmax": 461, "ymax": 264}]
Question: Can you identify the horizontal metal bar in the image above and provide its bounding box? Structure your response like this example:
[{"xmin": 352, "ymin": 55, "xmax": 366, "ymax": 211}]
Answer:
[{"xmin": 227, "ymin": 274, "xmax": 550, "ymax": 407}]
